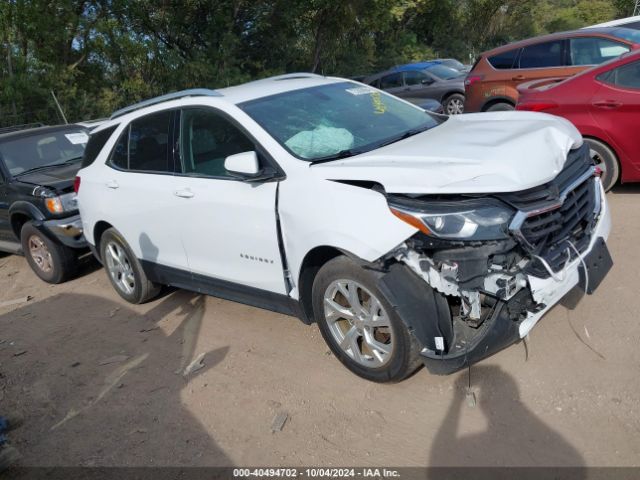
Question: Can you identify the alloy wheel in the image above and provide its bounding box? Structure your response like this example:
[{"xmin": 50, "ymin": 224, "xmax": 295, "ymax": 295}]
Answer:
[
  {"xmin": 446, "ymin": 98, "xmax": 464, "ymax": 115},
  {"xmin": 28, "ymin": 235, "xmax": 53, "ymax": 273},
  {"xmin": 323, "ymin": 279, "xmax": 394, "ymax": 368},
  {"xmin": 104, "ymin": 240, "xmax": 135, "ymax": 295}
]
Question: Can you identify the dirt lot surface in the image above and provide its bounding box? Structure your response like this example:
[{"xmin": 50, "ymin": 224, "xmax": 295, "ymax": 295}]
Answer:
[{"xmin": 1, "ymin": 187, "xmax": 639, "ymax": 469}]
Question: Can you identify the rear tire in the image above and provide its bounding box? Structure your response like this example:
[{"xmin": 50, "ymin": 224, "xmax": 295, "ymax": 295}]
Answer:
[
  {"xmin": 20, "ymin": 222, "xmax": 76, "ymax": 284},
  {"xmin": 444, "ymin": 93, "xmax": 465, "ymax": 115},
  {"xmin": 312, "ymin": 256, "xmax": 422, "ymax": 383},
  {"xmin": 584, "ymin": 138, "xmax": 619, "ymax": 192},
  {"xmin": 100, "ymin": 228, "xmax": 160, "ymax": 304},
  {"xmin": 485, "ymin": 102, "xmax": 514, "ymax": 112}
]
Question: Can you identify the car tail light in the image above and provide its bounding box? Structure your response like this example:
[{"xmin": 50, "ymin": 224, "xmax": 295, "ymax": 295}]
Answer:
[
  {"xmin": 464, "ymin": 75, "xmax": 483, "ymax": 87},
  {"xmin": 515, "ymin": 101, "xmax": 558, "ymax": 112},
  {"xmin": 74, "ymin": 176, "xmax": 81, "ymax": 193}
]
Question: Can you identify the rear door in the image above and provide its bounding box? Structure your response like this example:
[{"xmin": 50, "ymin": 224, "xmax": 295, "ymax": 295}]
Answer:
[
  {"xmin": 591, "ymin": 59, "xmax": 640, "ymax": 175},
  {"xmin": 174, "ymin": 107, "xmax": 285, "ymax": 294},
  {"xmin": 101, "ymin": 109, "xmax": 189, "ymax": 271}
]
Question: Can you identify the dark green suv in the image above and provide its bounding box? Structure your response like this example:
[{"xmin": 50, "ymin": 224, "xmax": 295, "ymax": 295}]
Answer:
[{"xmin": 0, "ymin": 124, "xmax": 89, "ymax": 283}]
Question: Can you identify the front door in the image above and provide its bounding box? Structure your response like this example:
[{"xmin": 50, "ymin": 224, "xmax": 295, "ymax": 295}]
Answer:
[{"xmin": 174, "ymin": 107, "xmax": 285, "ymax": 294}]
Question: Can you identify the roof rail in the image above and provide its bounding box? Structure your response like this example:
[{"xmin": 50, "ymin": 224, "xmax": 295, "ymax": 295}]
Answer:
[
  {"xmin": 110, "ymin": 88, "xmax": 221, "ymax": 120},
  {"xmin": 270, "ymin": 72, "xmax": 324, "ymax": 81}
]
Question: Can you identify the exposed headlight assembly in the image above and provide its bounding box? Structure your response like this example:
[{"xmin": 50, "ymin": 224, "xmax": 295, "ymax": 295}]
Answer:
[
  {"xmin": 388, "ymin": 197, "xmax": 514, "ymax": 241},
  {"xmin": 33, "ymin": 187, "xmax": 78, "ymax": 214}
]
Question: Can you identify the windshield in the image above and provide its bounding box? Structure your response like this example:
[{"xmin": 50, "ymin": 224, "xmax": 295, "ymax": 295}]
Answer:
[
  {"xmin": 610, "ymin": 27, "xmax": 640, "ymax": 44},
  {"xmin": 426, "ymin": 64, "xmax": 464, "ymax": 80},
  {"xmin": 0, "ymin": 128, "xmax": 89, "ymax": 176},
  {"xmin": 239, "ymin": 82, "xmax": 441, "ymax": 162}
]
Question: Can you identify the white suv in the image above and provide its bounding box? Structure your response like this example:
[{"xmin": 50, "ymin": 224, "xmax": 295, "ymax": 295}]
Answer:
[{"xmin": 76, "ymin": 74, "xmax": 612, "ymax": 383}]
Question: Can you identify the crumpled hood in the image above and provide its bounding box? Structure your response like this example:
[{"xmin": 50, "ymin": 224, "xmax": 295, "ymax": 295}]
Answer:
[
  {"xmin": 14, "ymin": 162, "xmax": 80, "ymax": 193},
  {"xmin": 311, "ymin": 111, "xmax": 583, "ymax": 194}
]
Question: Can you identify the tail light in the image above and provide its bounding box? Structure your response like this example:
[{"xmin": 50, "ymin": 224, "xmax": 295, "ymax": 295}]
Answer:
[
  {"xmin": 464, "ymin": 75, "xmax": 483, "ymax": 87},
  {"xmin": 515, "ymin": 101, "xmax": 558, "ymax": 112},
  {"xmin": 74, "ymin": 176, "xmax": 81, "ymax": 193}
]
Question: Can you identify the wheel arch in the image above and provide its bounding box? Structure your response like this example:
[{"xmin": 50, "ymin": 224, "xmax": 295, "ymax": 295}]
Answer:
[
  {"xmin": 441, "ymin": 90, "xmax": 465, "ymax": 102},
  {"xmin": 582, "ymin": 135, "xmax": 621, "ymax": 187},
  {"xmin": 8, "ymin": 202, "xmax": 44, "ymax": 240},
  {"xmin": 481, "ymin": 96, "xmax": 516, "ymax": 111},
  {"xmin": 297, "ymin": 246, "xmax": 360, "ymax": 324},
  {"xmin": 92, "ymin": 220, "xmax": 114, "ymax": 261}
]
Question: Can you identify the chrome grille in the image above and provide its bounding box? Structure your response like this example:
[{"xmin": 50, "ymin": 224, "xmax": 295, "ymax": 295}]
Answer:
[{"xmin": 500, "ymin": 144, "xmax": 600, "ymax": 278}]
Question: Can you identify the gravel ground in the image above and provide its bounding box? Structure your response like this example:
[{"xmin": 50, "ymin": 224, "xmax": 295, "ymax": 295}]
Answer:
[{"xmin": 0, "ymin": 186, "xmax": 639, "ymax": 468}]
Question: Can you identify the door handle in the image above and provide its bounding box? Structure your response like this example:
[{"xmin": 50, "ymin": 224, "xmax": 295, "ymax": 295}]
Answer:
[
  {"xmin": 106, "ymin": 180, "xmax": 119, "ymax": 189},
  {"xmin": 512, "ymin": 75, "xmax": 526, "ymax": 81},
  {"xmin": 592, "ymin": 100, "xmax": 621, "ymax": 109},
  {"xmin": 174, "ymin": 189, "xmax": 194, "ymax": 199}
]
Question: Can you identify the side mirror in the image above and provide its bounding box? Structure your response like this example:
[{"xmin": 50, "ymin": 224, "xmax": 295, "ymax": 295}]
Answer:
[
  {"xmin": 224, "ymin": 151, "xmax": 280, "ymax": 182},
  {"xmin": 224, "ymin": 151, "xmax": 260, "ymax": 176},
  {"xmin": 421, "ymin": 78, "xmax": 434, "ymax": 85}
]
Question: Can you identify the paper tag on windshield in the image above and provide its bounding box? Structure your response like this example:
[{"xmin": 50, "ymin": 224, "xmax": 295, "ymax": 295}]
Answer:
[
  {"xmin": 65, "ymin": 132, "xmax": 89, "ymax": 145},
  {"xmin": 345, "ymin": 86, "xmax": 375, "ymax": 96}
]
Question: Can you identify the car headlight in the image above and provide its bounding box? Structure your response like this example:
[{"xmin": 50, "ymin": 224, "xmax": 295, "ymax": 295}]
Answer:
[
  {"xmin": 44, "ymin": 193, "xmax": 78, "ymax": 214},
  {"xmin": 388, "ymin": 197, "xmax": 514, "ymax": 241}
]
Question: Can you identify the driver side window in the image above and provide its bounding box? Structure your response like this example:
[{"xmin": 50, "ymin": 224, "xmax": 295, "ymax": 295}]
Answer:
[{"xmin": 179, "ymin": 108, "xmax": 254, "ymax": 178}]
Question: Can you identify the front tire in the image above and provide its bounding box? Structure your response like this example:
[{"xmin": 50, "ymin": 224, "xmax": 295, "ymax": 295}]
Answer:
[
  {"xmin": 485, "ymin": 102, "xmax": 514, "ymax": 112},
  {"xmin": 312, "ymin": 256, "xmax": 422, "ymax": 383},
  {"xmin": 444, "ymin": 93, "xmax": 465, "ymax": 115},
  {"xmin": 100, "ymin": 228, "xmax": 160, "ymax": 304},
  {"xmin": 584, "ymin": 138, "xmax": 619, "ymax": 192},
  {"xmin": 21, "ymin": 222, "xmax": 76, "ymax": 284}
]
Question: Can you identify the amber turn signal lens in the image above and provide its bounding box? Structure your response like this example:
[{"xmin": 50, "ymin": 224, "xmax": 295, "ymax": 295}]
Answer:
[
  {"xmin": 45, "ymin": 197, "xmax": 63, "ymax": 214},
  {"xmin": 389, "ymin": 207, "xmax": 431, "ymax": 235}
]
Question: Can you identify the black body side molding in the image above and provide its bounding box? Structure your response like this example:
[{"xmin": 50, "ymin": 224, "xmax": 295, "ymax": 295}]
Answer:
[{"xmin": 141, "ymin": 260, "xmax": 305, "ymax": 319}]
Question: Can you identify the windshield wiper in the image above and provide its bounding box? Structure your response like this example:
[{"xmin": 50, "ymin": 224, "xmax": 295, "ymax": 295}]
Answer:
[
  {"xmin": 375, "ymin": 125, "xmax": 433, "ymax": 149},
  {"xmin": 14, "ymin": 158, "xmax": 83, "ymax": 177},
  {"xmin": 310, "ymin": 148, "xmax": 365, "ymax": 165},
  {"xmin": 63, "ymin": 156, "xmax": 84, "ymax": 164},
  {"xmin": 309, "ymin": 125, "xmax": 433, "ymax": 165}
]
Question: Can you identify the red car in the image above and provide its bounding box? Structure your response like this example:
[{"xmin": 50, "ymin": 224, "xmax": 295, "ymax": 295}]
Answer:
[{"xmin": 516, "ymin": 50, "xmax": 640, "ymax": 191}]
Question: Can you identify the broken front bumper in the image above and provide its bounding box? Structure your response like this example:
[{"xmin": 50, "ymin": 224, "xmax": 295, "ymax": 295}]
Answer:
[
  {"xmin": 382, "ymin": 182, "xmax": 612, "ymax": 376},
  {"xmin": 518, "ymin": 186, "xmax": 611, "ymax": 338}
]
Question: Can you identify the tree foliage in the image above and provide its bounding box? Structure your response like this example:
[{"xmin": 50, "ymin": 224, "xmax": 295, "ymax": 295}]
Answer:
[{"xmin": 0, "ymin": 0, "xmax": 631, "ymax": 125}]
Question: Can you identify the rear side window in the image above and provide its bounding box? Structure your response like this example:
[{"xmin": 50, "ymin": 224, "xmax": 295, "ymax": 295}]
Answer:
[
  {"xmin": 488, "ymin": 49, "xmax": 519, "ymax": 69},
  {"xmin": 129, "ymin": 111, "xmax": 172, "ymax": 172},
  {"xmin": 569, "ymin": 37, "xmax": 630, "ymax": 66},
  {"xmin": 380, "ymin": 73, "xmax": 403, "ymax": 89},
  {"xmin": 81, "ymin": 126, "xmax": 117, "ymax": 168},
  {"xmin": 109, "ymin": 111, "xmax": 173, "ymax": 173},
  {"xmin": 519, "ymin": 40, "xmax": 564, "ymax": 68},
  {"xmin": 599, "ymin": 60, "xmax": 640, "ymax": 89}
]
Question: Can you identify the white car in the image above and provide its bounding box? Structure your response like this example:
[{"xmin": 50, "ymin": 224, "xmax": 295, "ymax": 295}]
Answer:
[{"xmin": 76, "ymin": 74, "xmax": 612, "ymax": 383}]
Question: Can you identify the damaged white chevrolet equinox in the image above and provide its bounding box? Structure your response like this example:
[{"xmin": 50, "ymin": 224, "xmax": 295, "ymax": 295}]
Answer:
[{"xmin": 76, "ymin": 73, "xmax": 612, "ymax": 382}]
